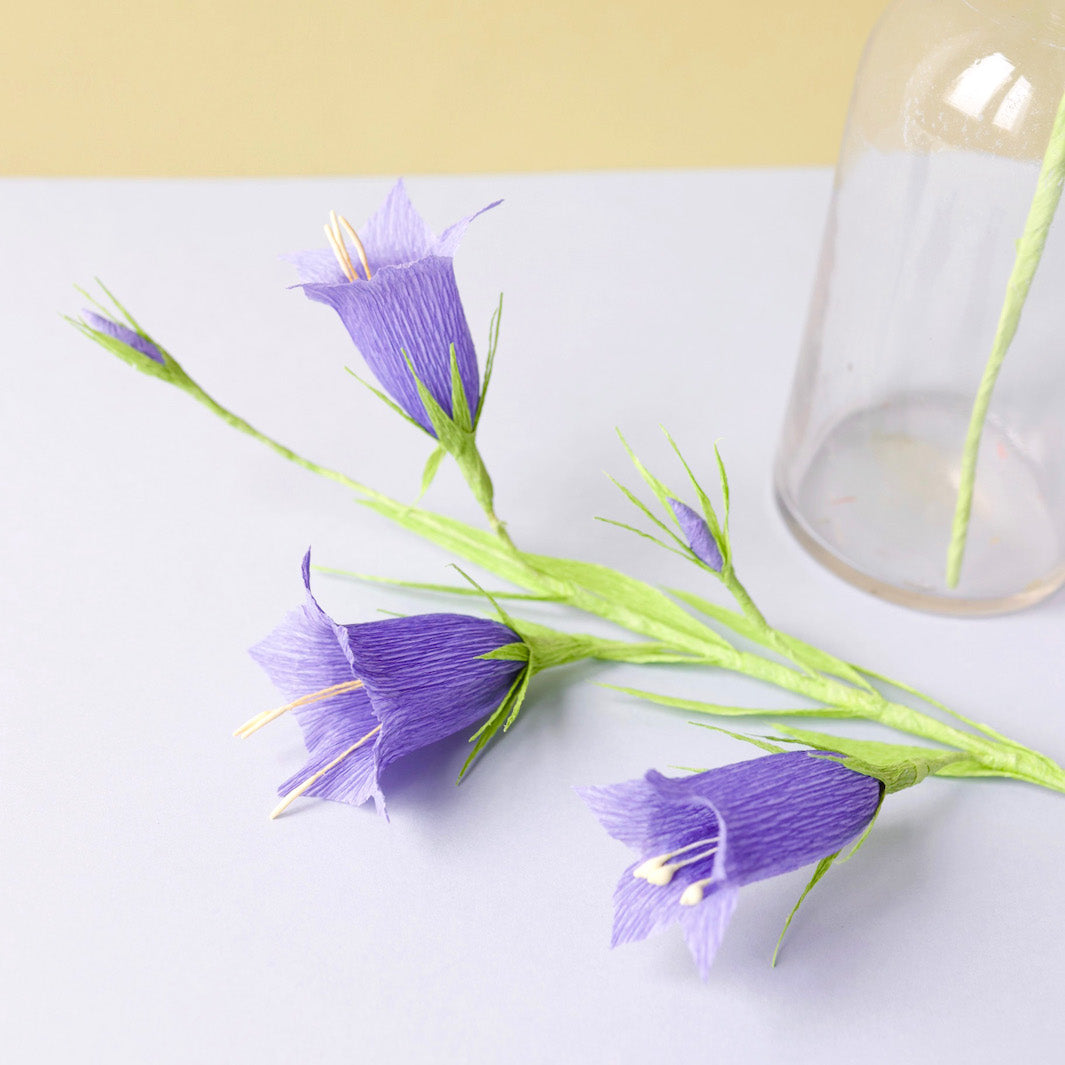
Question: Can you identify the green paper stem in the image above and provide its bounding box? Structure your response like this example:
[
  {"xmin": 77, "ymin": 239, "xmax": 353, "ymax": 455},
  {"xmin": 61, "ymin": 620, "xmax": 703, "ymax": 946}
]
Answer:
[
  {"xmin": 946, "ymin": 87, "xmax": 1065, "ymax": 588},
  {"xmin": 74, "ymin": 293, "xmax": 1065, "ymax": 796}
]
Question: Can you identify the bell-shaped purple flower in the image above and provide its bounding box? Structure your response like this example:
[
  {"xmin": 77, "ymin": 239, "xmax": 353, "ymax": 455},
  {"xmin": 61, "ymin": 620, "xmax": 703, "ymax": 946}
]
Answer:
[
  {"xmin": 80, "ymin": 310, "xmax": 166, "ymax": 365},
  {"xmin": 668, "ymin": 497, "xmax": 723, "ymax": 571},
  {"xmin": 578, "ymin": 751, "xmax": 882, "ymax": 976},
  {"xmin": 243, "ymin": 551, "xmax": 526, "ymax": 817},
  {"xmin": 286, "ymin": 180, "xmax": 500, "ymax": 435}
]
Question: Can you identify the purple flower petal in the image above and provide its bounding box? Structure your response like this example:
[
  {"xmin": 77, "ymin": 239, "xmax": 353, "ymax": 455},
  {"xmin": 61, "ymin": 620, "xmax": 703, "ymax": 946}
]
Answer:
[
  {"xmin": 286, "ymin": 181, "xmax": 497, "ymax": 434},
  {"xmin": 301, "ymin": 257, "xmax": 480, "ymax": 433},
  {"xmin": 249, "ymin": 550, "xmax": 527, "ymax": 816},
  {"xmin": 360, "ymin": 179, "xmax": 437, "ymax": 268},
  {"xmin": 580, "ymin": 752, "xmax": 882, "ymax": 975},
  {"xmin": 677, "ymin": 884, "xmax": 738, "ymax": 978},
  {"xmin": 83, "ymin": 311, "xmax": 165, "ymax": 365},
  {"xmin": 345, "ymin": 613, "xmax": 526, "ymax": 773},
  {"xmin": 668, "ymin": 498, "xmax": 723, "ymax": 571}
]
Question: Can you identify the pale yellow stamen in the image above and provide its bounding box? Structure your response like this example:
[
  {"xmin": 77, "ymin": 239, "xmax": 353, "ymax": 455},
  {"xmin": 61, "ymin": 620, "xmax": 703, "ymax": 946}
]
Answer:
[
  {"xmin": 324, "ymin": 213, "xmax": 359, "ymax": 282},
  {"xmin": 269, "ymin": 724, "xmax": 382, "ymax": 819},
  {"xmin": 680, "ymin": 877, "xmax": 715, "ymax": 907},
  {"xmin": 234, "ymin": 680, "xmax": 364, "ymax": 739},
  {"xmin": 633, "ymin": 838, "xmax": 719, "ymax": 887},
  {"xmin": 337, "ymin": 213, "xmax": 373, "ymax": 280}
]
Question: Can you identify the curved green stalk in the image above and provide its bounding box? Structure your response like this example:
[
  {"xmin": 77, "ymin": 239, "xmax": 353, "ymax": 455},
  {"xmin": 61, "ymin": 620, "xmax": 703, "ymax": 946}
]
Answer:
[{"xmin": 946, "ymin": 87, "xmax": 1065, "ymax": 588}]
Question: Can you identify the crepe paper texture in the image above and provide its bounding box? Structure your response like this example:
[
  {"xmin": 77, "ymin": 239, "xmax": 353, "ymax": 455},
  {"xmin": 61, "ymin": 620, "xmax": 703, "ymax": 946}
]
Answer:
[
  {"xmin": 71, "ymin": 181, "xmax": 1065, "ymax": 975},
  {"xmin": 286, "ymin": 181, "xmax": 509, "ymax": 540},
  {"xmin": 81, "ymin": 310, "xmax": 165, "ymax": 365},
  {"xmin": 579, "ymin": 752, "xmax": 883, "ymax": 977},
  {"xmin": 286, "ymin": 180, "xmax": 499, "ymax": 434},
  {"xmin": 668, "ymin": 499, "xmax": 724, "ymax": 571},
  {"xmin": 246, "ymin": 552, "xmax": 525, "ymax": 816},
  {"xmin": 242, "ymin": 552, "xmax": 700, "ymax": 816},
  {"xmin": 946, "ymin": 86, "xmax": 1065, "ymax": 587},
  {"xmin": 73, "ymin": 274, "xmax": 1065, "ymax": 798}
]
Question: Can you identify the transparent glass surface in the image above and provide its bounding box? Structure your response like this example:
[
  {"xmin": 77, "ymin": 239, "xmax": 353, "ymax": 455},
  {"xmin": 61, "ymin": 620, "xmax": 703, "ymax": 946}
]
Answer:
[{"xmin": 776, "ymin": 0, "xmax": 1065, "ymax": 614}]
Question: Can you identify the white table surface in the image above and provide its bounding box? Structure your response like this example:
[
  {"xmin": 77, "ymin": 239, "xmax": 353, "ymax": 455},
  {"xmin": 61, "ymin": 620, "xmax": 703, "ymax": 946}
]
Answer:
[{"xmin": 3, "ymin": 170, "xmax": 1064, "ymax": 1064}]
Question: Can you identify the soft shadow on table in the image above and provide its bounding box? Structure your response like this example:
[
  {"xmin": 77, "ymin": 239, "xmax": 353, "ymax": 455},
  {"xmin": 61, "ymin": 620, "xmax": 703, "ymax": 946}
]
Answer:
[
  {"xmin": 378, "ymin": 661, "xmax": 609, "ymax": 819},
  {"xmin": 646, "ymin": 784, "xmax": 964, "ymax": 994}
]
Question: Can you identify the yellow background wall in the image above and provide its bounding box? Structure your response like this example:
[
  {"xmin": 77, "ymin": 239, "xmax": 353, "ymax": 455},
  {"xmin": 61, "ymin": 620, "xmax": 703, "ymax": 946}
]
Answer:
[{"xmin": 3, "ymin": 1, "xmax": 886, "ymax": 175}]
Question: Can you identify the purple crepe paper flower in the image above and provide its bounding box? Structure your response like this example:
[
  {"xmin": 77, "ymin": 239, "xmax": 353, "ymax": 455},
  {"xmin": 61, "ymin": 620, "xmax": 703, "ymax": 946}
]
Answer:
[
  {"xmin": 668, "ymin": 498, "xmax": 723, "ymax": 571},
  {"xmin": 247, "ymin": 551, "xmax": 526, "ymax": 816},
  {"xmin": 578, "ymin": 751, "xmax": 882, "ymax": 976},
  {"xmin": 81, "ymin": 310, "xmax": 165, "ymax": 365},
  {"xmin": 286, "ymin": 181, "xmax": 500, "ymax": 435}
]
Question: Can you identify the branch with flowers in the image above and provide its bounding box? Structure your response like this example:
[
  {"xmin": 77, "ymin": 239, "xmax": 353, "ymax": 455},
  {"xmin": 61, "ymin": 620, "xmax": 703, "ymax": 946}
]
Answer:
[{"xmin": 70, "ymin": 181, "xmax": 1065, "ymax": 977}]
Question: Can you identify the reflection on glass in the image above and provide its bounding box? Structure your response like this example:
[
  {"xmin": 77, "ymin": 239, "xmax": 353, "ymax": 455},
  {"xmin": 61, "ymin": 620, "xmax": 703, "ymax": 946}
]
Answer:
[
  {"xmin": 993, "ymin": 75, "xmax": 1034, "ymax": 131},
  {"xmin": 945, "ymin": 52, "xmax": 1014, "ymax": 118}
]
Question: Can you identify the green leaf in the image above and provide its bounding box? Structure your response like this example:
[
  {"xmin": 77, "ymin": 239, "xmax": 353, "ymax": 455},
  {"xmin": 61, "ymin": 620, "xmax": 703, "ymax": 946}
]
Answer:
[
  {"xmin": 771, "ymin": 853, "xmax": 839, "ymax": 968},
  {"xmin": 313, "ymin": 566, "xmax": 551, "ymax": 601},
  {"xmin": 669, "ymin": 586, "xmax": 873, "ymax": 691},
  {"xmin": 519, "ymin": 553, "xmax": 735, "ymax": 657},
  {"xmin": 852, "ymin": 664, "xmax": 1035, "ymax": 749},
  {"xmin": 608, "ymin": 685, "xmax": 859, "ymax": 719},
  {"xmin": 358, "ymin": 494, "xmax": 733, "ymax": 657}
]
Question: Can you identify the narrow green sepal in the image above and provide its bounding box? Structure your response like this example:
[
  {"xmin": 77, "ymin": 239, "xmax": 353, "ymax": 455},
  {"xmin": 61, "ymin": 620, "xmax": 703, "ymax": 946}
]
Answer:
[
  {"xmin": 594, "ymin": 516, "xmax": 689, "ymax": 559},
  {"xmin": 419, "ymin": 445, "xmax": 447, "ymax": 497},
  {"xmin": 69, "ymin": 316, "xmax": 174, "ymax": 382},
  {"xmin": 713, "ymin": 442, "xmax": 731, "ymax": 547},
  {"xmin": 474, "ymin": 294, "xmax": 504, "ymax": 428},
  {"xmin": 447, "ymin": 564, "xmax": 522, "ymax": 631},
  {"xmin": 448, "ymin": 343, "xmax": 474, "ymax": 433},
  {"xmin": 615, "ymin": 429, "xmax": 674, "ymax": 511},
  {"xmin": 771, "ymin": 853, "xmax": 840, "ymax": 968},
  {"xmin": 662, "ymin": 427, "xmax": 727, "ymax": 559},
  {"xmin": 771, "ymin": 725, "xmax": 967, "ymax": 793},
  {"xmin": 688, "ymin": 722, "xmax": 789, "ymax": 755},
  {"xmin": 507, "ymin": 621, "xmax": 694, "ymax": 673},
  {"xmin": 402, "ymin": 351, "xmax": 496, "ymax": 515},
  {"xmin": 460, "ymin": 664, "xmax": 532, "ymax": 778},
  {"xmin": 771, "ymin": 792, "xmax": 885, "ymax": 966},
  {"xmin": 344, "ymin": 364, "xmax": 424, "ymax": 430},
  {"xmin": 479, "ymin": 641, "xmax": 531, "ymax": 663}
]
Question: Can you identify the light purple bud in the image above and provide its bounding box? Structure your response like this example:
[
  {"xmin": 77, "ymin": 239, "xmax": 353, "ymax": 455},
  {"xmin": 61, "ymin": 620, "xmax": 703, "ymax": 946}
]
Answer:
[
  {"xmin": 83, "ymin": 311, "xmax": 165, "ymax": 365},
  {"xmin": 668, "ymin": 498, "xmax": 723, "ymax": 571}
]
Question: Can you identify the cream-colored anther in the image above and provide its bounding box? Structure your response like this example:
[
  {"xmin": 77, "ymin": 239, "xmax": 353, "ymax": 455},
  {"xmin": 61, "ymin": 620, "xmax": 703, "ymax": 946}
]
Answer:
[
  {"xmin": 633, "ymin": 837, "xmax": 719, "ymax": 887},
  {"xmin": 680, "ymin": 879, "xmax": 714, "ymax": 907},
  {"xmin": 633, "ymin": 856, "xmax": 676, "ymax": 886},
  {"xmin": 336, "ymin": 213, "xmax": 372, "ymax": 280},
  {"xmin": 270, "ymin": 723, "xmax": 382, "ymax": 819},
  {"xmin": 324, "ymin": 214, "xmax": 359, "ymax": 282},
  {"xmin": 234, "ymin": 679, "xmax": 364, "ymax": 738}
]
